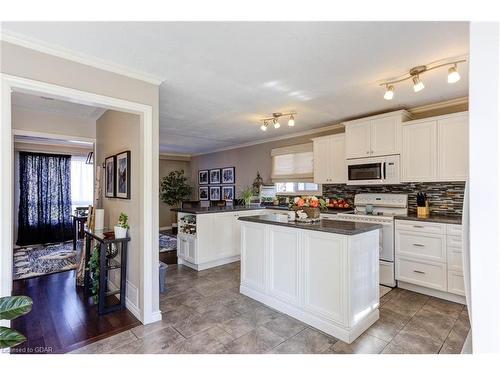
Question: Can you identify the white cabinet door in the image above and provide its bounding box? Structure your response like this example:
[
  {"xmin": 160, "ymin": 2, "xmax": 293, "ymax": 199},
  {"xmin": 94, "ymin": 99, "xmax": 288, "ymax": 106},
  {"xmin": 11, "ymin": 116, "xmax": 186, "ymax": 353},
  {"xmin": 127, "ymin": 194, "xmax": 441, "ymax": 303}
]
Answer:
[
  {"xmin": 303, "ymin": 231, "xmax": 346, "ymax": 324},
  {"xmin": 345, "ymin": 121, "xmax": 371, "ymax": 159},
  {"xmin": 330, "ymin": 134, "xmax": 347, "ymax": 183},
  {"xmin": 370, "ymin": 117, "xmax": 400, "ymax": 156},
  {"xmin": 437, "ymin": 115, "xmax": 469, "ymax": 181},
  {"xmin": 213, "ymin": 213, "xmax": 236, "ymax": 259},
  {"xmin": 240, "ymin": 223, "xmax": 267, "ymax": 292},
  {"xmin": 313, "ymin": 136, "xmax": 331, "ymax": 184},
  {"xmin": 401, "ymin": 120, "xmax": 437, "ymax": 182},
  {"xmin": 268, "ymin": 226, "xmax": 300, "ymax": 305},
  {"xmin": 178, "ymin": 237, "xmax": 187, "ymax": 259}
]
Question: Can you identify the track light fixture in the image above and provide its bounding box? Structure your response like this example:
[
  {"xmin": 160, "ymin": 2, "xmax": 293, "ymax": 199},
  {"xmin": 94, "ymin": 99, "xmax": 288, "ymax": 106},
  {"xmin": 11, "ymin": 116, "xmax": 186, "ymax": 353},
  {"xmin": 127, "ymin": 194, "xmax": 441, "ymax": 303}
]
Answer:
[
  {"xmin": 380, "ymin": 58, "xmax": 466, "ymax": 100},
  {"xmin": 259, "ymin": 112, "xmax": 297, "ymax": 131}
]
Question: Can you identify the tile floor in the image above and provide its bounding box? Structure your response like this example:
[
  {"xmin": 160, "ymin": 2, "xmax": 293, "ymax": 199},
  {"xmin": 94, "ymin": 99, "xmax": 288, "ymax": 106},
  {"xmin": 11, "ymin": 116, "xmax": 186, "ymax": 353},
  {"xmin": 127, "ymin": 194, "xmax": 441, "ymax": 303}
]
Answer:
[{"xmin": 71, "ymin": 261, "xmax": 470, "ymax": 354}]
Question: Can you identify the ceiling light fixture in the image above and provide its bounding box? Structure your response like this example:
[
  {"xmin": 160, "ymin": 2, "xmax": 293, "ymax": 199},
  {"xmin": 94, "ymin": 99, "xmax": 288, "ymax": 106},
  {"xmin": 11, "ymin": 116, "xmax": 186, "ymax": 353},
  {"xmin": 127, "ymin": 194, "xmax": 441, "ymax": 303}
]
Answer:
[
  {"xmin": 383, "ymin": 85, "xmax": 395, "ymax": 100},
  {"xmin": 447, "ymin": 64, "xmax": 461, "ymax": 83},
  {"xmin": 259, "ymin": 112, "xmax": 297, "ymax": 131},
  {"xmin": 379, "ymin": 57, "xmax": 466, "ymax": 99}
]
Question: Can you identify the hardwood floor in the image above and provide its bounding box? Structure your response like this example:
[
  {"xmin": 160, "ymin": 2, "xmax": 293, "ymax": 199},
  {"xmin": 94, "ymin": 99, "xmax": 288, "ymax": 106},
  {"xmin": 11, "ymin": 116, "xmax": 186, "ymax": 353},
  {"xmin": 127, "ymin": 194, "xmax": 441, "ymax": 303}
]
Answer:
[{"xmin": 11, "ymin": 269, "xmax": 141, "ymax": 354}]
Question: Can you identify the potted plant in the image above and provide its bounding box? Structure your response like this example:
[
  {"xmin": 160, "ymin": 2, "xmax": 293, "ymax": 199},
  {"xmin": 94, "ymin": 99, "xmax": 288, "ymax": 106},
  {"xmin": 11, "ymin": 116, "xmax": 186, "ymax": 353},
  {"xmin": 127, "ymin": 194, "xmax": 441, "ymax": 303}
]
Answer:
[
  {"xmin": 241, "ymin": 186, "xmax": 254, "ymax": 206},
  {"xmin": 0, "ymin": 295, "xmax": 32, "ymax": 349},
  {"xmin": 160, "ymin": 170, "xmax": 193, "ymax": 234},
  {"xmin": 114, "ymin": 212, "xmax": 129, "ymax": 238}
]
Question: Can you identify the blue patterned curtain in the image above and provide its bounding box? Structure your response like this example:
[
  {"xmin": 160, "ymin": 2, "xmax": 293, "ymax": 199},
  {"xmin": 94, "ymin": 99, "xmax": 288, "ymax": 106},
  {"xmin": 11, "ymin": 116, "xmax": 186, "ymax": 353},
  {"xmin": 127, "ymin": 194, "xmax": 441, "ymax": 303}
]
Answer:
[{"xmin": 17, "ymin": 152, "xmax": 73, "ymax": 246}]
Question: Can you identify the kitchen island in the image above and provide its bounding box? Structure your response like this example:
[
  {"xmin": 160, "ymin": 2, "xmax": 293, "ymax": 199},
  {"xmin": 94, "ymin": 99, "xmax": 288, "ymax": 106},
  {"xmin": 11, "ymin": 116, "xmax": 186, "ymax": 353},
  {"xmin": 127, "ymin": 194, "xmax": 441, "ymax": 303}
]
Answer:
[{"xmin": 238, "ymin": 214, "xmax": 381, "ymax": 343}]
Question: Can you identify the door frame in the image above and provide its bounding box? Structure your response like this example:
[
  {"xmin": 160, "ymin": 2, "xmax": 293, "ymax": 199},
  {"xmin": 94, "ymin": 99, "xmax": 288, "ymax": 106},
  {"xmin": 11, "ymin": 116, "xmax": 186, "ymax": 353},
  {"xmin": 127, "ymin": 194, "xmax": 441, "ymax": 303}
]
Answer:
[{"xmin": 1, "ymin": 73, "xmax": 161, "ymax": 325}]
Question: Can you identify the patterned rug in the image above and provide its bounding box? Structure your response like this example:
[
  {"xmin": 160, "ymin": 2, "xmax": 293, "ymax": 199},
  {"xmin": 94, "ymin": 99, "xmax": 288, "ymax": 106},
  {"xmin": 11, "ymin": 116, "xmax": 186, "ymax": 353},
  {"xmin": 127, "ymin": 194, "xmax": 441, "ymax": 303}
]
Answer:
[
  {"xmin": 13, "ymin": 241, "xmax": 77, "ymax": 280},
  {"xmin": 159, "ymin": 232, "xmax": 177, "ymax": 253}
]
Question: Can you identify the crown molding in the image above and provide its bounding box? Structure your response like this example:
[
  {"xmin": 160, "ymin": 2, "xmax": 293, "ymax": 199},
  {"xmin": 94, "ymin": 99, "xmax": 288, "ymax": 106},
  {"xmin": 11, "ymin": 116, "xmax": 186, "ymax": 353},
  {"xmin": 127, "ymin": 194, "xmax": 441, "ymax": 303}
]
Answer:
[
  {"xmin": 408, "ymin": 96, "xmax": 468, "ymax": 114},
  {"xmin": 159, "ymin": 152, "xmax": 192, "ymax": 161},
  {"xmin": 1, "ymin": 30, "xmax": 164, "ymax": 86},
  {"xmin": 192, "ymin": 122, "xmax": 344, "ymax": 157}
]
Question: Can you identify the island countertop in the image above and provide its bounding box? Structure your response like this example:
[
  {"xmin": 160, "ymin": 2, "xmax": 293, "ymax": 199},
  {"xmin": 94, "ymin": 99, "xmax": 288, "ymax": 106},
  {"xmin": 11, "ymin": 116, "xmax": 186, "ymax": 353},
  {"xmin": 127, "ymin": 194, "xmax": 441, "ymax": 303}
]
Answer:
[
  {"xmin": 172, "ymin": 205, "xmax": 354, "ymax": 215},
  {"xmin": 238, "ymin": 215, "xmax": 381, "ymax": 235}
]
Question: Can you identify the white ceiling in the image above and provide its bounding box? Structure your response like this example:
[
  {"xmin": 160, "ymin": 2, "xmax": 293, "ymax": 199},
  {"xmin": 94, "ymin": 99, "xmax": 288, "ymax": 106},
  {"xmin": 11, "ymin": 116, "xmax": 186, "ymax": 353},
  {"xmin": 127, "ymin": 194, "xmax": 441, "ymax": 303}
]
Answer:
[
  {"xmin": 2, "ymin": 22, "xmax": 469, "ymax": 154},
  {"xmin": 11, "ymin": 91, "xmax": 107, "ymax": 121}
]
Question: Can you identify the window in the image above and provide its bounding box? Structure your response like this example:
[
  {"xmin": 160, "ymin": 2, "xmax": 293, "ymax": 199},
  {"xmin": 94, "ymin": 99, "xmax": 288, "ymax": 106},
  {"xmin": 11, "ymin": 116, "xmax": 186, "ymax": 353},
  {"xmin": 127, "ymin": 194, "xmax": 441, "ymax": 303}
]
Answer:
[
  {"xmin": 71, "ymin": 156, "xmax": 94, "ymax": 212},
  {"xmin": 275, "ymin": 182, "xmax": 321, "ymax": 196}
]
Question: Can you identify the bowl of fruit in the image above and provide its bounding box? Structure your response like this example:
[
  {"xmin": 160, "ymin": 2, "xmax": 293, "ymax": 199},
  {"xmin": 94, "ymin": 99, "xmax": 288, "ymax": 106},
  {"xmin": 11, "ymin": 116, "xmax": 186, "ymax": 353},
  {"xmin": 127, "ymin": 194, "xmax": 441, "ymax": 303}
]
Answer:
[{"xmin": 326, "ymin": 197, "xmax": 351, "ymax": 210}]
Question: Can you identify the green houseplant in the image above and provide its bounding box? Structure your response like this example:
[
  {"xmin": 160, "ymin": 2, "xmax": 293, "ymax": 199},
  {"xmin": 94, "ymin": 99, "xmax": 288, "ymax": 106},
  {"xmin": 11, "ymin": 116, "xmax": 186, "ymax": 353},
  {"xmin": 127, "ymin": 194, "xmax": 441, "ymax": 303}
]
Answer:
[
  {"xmin": 241, "ymin": 186, "xmax": 254, "ymax": 206},
  {"xmin": 114, "ymin": 212, "xmax": 129, "ymax": 239},
  {"xmin": 160, "ymin": 170, "xmax": 193, "ymax": 229},
  {"xmin": 0, "ymin": 295, "xmax": 33, "ymax": 349}
]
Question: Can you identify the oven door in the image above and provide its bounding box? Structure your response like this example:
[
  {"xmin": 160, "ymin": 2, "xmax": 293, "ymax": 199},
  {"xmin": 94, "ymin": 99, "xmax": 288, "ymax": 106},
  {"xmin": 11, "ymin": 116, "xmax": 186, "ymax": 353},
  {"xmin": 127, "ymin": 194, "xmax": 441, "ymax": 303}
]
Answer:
[{"xmin": 347, "ymin": 162, "xmax": 384, "ymax": 185}]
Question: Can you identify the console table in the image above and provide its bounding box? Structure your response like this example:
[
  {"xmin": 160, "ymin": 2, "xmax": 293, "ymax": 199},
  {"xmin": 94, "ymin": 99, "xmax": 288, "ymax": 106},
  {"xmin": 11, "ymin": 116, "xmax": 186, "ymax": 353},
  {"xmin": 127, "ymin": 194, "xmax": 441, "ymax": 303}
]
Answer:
[{"xmin": 83, "ymin": 227, "xmax": 130, "ymax": 315}]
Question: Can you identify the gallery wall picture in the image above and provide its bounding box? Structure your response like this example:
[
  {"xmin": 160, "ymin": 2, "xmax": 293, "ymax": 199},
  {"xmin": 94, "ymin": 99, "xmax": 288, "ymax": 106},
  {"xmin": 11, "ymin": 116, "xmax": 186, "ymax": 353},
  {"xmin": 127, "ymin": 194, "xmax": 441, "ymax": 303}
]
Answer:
[
  {"xmin": 209, "ymin": 186, "xmax": 221, "ymax": 201},
  {"xmin": 105, "ymin": 155, "xmax": 116, "ymax": 198},
  {"xmin": 209, "ymin": 169, "xmax": 221, "ymax": 184},
  {"xmin": 222, "ymin": 185, "xmax": 234, "ymax": 202},
  {"xmin": 199, "ymin": 186, "xmax": 209, "ymax": 201},
  {"xmin": 116, "ymin": 151, "xmax": 131, "ymax": 199},
  {"xmin": 221, "ymin": 167, "xmax": 235, "ymax": 184},
  {"xmin": 199, "ymin": 170, "xmax": 209, "ymax": 185}
]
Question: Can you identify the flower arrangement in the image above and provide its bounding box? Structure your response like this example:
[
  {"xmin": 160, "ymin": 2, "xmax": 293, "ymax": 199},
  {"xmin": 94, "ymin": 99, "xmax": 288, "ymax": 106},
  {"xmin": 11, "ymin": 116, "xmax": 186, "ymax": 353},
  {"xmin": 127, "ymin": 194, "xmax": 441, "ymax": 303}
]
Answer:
[{"xmin": 289, "ymin": 196, "xmax": 327, "ymax": 220}]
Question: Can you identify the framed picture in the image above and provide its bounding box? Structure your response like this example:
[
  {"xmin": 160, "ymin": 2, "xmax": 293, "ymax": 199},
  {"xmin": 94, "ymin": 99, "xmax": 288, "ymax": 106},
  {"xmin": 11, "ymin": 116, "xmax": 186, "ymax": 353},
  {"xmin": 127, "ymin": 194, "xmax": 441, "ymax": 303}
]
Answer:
[
  {"xmin": 209, "ymin": 168, "xmax": 221, "ymax": 184},
  {"xmin": 221, "ymin": 167, "xmax": 235, "ymax": 184},
  {"xmin": 222, "ymin": 185, "xmax": 234, "ymax": 202},
  {"xmin": 198, "ymin": 170, "xmax": 209, "ymax": 185},
  {"xmin": 209, "ymin": 186, "xmax": 221, "ymax": 201},
  {"xmin": 104, "ymin": 155, "xmax": 116, "ymax": 198},
  {"xmin": 115, "ymin": 151, "xmax": 131, "ymax": 199},
  {"xmin": 199, "ymin": 186, "xmax": 209, "ymax": 201}
]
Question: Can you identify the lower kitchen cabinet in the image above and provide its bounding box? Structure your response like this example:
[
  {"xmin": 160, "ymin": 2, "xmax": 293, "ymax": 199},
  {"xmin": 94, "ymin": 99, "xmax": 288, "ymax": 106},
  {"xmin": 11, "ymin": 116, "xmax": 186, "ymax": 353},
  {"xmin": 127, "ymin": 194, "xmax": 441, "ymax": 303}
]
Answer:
[{"xmin": 395, "ymin": 219, "xmax": 465, "ymax": 302}]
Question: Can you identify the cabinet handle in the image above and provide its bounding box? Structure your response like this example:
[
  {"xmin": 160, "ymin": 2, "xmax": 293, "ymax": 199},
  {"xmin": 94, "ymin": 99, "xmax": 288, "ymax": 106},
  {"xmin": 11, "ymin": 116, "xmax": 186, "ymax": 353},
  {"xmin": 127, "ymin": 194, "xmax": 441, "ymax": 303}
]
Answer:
[
  {"xmin": 413, "ymin": 270, "xmax": 426, "ymax": 274},
  {"xmin": 412, "ymin": 243, "xmax": 425, "ymax": 247},
  {"xmin": 413, "ymin": 225, "xmax": 424, "ymax": 228},
  {"xmin": 366, "ymin": 151, "xmax": 370, "ymax": 154}
]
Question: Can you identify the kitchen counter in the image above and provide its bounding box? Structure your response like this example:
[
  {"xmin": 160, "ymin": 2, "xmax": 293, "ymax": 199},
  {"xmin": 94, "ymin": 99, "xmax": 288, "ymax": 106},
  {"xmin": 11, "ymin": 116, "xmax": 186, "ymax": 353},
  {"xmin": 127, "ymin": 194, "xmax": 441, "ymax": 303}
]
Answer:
[
  {"xmin": 238, "ymin": 214, "xmax": 381, "ymax": 235},
  {"xmin": 395, "ymin": 213, "xmax": 462, "ymax": 225},
  {"xmin": 172, "ymin": 205, "xmax": 354, "ymax": 215}
]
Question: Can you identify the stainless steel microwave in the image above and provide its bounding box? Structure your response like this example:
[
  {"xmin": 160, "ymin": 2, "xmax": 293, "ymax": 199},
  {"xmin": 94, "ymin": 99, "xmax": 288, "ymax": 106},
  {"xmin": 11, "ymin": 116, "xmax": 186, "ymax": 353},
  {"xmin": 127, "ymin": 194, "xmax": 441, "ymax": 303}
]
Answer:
[{"xmin": 346, "ymin": 155, "xmax": 400, "ymax": 185}]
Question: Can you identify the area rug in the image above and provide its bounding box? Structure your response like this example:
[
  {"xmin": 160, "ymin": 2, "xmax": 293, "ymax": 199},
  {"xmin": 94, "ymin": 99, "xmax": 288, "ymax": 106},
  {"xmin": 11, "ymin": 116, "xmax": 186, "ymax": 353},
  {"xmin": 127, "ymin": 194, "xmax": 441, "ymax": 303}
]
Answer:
[
  {"xmin": 13, "ymin": 241, "xmax": 77, "ymax": 280},
  {"xmin": 159, "ymin": 232, "xmax": 177, "ymax": 253}
]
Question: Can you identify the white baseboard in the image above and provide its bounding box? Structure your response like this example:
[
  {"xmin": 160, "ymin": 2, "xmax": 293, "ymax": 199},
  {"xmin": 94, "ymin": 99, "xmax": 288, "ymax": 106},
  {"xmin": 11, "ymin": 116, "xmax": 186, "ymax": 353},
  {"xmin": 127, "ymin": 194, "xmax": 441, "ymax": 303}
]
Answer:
[
  {"xmin": 178, "ymin": 255, "xmax": 240, "ymax": 271},
  {"xmin": 159, "ymin": 226, "xmax": 172, "ymax": 231},
  {"xmin": 397, "ymin": 281, "xmax": 467, "ymax": 304}
]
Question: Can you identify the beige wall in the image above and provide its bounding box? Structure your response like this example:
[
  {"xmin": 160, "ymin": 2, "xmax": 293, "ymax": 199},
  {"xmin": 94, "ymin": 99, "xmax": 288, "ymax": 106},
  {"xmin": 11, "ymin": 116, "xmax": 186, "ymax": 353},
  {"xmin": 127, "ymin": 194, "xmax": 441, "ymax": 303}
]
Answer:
[
  {"xmin": 189, "ymin": 128, "xmax": 344, "ymax": 198},
  {"xmin": 96, "ymin": 110, "xmax": 141, "ymax": 307},
  {"xmin": 159, "ymin": 158, "xmax": 191, "ymax": 228},
  {"xmin": 12, "ymin": 106, "xmax": 97, "ymax": 139},
  {"xmin": 2, "ymin": 40, "xmax": 160, "ymax": 320}
]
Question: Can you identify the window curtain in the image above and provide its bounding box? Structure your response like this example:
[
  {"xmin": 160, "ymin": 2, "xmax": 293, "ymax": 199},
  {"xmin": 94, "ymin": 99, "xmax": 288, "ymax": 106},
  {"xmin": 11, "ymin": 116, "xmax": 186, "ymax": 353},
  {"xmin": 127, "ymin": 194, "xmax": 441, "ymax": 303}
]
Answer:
[
  {"xmin": 271, "ymin": 143, "xmax": 314, "ymax": 183},
  {"xmin": 17, "ymin": 152, "xmax": 73, "ymax": 246}
]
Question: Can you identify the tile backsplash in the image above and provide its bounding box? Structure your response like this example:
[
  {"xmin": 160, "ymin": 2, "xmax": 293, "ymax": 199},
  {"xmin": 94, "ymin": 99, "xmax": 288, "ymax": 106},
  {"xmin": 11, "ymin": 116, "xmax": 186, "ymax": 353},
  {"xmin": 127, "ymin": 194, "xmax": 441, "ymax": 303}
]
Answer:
[{"xmin": 322, "ymin": 182, "xmax": 465, "ymax": 216}]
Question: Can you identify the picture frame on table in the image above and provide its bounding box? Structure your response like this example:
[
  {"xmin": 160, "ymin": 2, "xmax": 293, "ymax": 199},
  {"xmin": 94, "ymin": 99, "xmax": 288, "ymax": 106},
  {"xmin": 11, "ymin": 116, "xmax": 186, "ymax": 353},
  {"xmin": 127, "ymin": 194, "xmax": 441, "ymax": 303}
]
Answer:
[
  {"xmin": 104, "ymin": 155, "xmax": 116, "ymax": 198},
  {"xmin": 221, "ymin": 167, "xmax": 235, "ymax": 184},
  {"xmin": 198, "ymin": 170, "xmax": 209, "ymax": 185},
  {"xmin": 222, "ymin": 185, "xmax": 234, "ymax": 202},
  {"xmin": 199, "ymin": 186, "xmax": 209, "ymax": 201},
  {"xmin": 209, "ymin": 186, "xmax": 221, "ymax": 201},
  {"xmin": 115, "ymin": 151, "xmax": 131, "ymax": 199},
  {"xmin": 209, "ymin": 168, "xmax": 221, "ymax": 184}
]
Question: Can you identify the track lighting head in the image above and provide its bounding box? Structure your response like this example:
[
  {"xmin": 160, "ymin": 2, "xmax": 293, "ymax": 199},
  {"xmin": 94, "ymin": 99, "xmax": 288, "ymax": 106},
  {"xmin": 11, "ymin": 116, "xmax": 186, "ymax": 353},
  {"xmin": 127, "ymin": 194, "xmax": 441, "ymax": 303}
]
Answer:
[
  {"xmin": 383, "ymin": 85, "xmax": 395, "ymax": 100},
  {"xmin": 273, "ymin": 118, "xmax": 280, "ymax": 129},
  {"xmin": 259, "ymin": 112, "xmax": 296, "ymax": 131},
  {"xmin": 447, "ymin": 64, "xmax": 460, "ymax": 83},
  {"xmin": 288, "ymin": 115, "xmax": 295, "ymax": 126},
  {"xmin": 412, "ymin": 76, "xmax": 425, "ymax": 92},
  {"xmin": 260, "ymin": 121, "xmax": 268, "ymax": 131}
]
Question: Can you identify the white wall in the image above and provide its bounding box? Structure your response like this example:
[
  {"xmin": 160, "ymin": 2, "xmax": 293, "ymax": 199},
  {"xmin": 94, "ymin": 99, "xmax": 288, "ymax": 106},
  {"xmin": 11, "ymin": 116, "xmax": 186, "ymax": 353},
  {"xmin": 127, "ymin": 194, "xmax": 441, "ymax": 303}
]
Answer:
[{"xmin": 469, "ymin": 22, "xmax": 500, "ymax": 353}]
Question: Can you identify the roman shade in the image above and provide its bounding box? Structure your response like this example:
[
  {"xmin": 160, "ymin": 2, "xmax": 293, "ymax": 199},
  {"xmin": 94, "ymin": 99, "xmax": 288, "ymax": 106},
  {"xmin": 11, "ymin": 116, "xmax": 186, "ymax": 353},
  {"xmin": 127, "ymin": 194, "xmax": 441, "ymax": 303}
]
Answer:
[{"xmin": 271, "ymin": 143, "xmax": 314, "ymax": 183}]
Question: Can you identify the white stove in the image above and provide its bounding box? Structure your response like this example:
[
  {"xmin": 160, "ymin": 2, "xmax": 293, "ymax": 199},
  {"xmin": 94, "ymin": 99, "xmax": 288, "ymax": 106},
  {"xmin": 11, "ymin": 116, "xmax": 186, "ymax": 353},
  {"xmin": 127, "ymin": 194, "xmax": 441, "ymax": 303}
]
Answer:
[{"xmin": 336, "ymin": 193, "xmax": 408, "ymax": 287}]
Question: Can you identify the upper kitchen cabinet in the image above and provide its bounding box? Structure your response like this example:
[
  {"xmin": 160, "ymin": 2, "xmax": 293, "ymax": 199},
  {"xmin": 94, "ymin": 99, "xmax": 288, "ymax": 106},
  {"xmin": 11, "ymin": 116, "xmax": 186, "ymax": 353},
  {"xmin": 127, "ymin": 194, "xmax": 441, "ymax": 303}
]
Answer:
[
  {"xmin": 401, "ymin": 112, "xmax": 469, "ymax": 182},
  {"xmin": 312, "ymin": 133, "xmax": 346, "ymax": 184},
  {"xmin": 344, "ymin": 110, "xmax": 412, "ymax": 159}
]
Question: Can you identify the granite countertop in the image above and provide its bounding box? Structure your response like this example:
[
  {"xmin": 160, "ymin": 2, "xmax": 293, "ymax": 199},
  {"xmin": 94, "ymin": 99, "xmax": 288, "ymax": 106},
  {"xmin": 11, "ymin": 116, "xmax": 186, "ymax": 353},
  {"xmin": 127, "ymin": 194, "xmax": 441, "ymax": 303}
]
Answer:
[
  {"xmin": 172, "ymin": 205, "xmax": 354, "ymax": 215},
  {"xmin": 394, "ymin": 213, "xmax": 462, "ymax": 225},
  {"xmin": 238, "ymin": 215, "xmax": 382, "ymax": 235}
]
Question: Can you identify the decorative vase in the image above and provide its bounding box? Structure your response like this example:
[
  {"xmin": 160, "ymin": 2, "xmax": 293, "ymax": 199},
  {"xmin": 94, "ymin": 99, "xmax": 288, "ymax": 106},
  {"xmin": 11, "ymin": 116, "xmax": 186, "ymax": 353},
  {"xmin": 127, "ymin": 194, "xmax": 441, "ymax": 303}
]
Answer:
[
  {"xmin": 114, "ymin": 225, "xmax": 128, "ymax": 239},
  {"xmin": 293, "ymin": 206, "xmax": 320, "ymax": 219}
]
